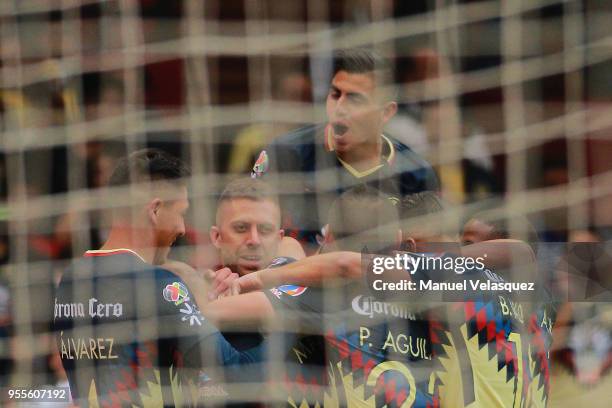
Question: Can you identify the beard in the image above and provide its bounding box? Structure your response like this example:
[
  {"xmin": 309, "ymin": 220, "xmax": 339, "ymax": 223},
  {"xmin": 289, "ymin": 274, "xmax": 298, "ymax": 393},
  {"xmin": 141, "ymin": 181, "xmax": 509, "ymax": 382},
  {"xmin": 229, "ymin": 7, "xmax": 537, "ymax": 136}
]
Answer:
[{"xmin": 153, "ymin": 245, "xmax": 171, "ymax": 265}]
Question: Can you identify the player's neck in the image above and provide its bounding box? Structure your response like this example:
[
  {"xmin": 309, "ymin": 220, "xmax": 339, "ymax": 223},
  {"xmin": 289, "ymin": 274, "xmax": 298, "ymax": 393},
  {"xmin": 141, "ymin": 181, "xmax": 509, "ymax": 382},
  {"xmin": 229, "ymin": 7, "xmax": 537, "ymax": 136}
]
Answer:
[
  {"xmin": 337, "ymin": 137, "xmax": 383, "ymax": 172},
  {"xmin": 100, "ymin": 226, "xmax": 155, "ymax": 264}
]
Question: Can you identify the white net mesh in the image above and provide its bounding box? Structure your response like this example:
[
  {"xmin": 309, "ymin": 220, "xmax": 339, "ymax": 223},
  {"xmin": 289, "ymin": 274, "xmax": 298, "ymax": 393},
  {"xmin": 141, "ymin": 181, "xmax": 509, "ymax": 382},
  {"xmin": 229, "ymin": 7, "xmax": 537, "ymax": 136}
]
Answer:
[{"xmin": 0, "ymin": 0, "xmax": 611, "ymax": 406}]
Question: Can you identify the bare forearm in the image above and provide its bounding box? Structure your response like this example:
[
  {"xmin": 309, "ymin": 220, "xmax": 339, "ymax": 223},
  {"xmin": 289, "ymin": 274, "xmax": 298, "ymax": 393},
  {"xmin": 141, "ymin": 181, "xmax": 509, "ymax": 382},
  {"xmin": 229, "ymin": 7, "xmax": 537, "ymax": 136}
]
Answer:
[
  {"xmin": 204, "ymin": 292, "xmax": 275, "ymax": 329},
  {"xmin": 256, "ymin": 251, "xmax": 362, "ymax": 288},
  {"xmin": 461, "ymin": 239, "xmax": 536, "ymax": 269}
]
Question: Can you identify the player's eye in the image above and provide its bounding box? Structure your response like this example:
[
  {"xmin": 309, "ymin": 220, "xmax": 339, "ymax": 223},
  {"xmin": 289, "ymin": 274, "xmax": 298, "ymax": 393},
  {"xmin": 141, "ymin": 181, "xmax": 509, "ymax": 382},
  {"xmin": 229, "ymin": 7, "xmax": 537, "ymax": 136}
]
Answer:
[
  {"xmin": 329, "ymin": 89, "xmax": 340, "ymax": 99},
  {"xmin": 258, "ymin": 225, "xmax": 274, "ymax": 235},
  {"xmin": 233, "ymin": 223, "xmax": 248, "ymax": 233},
  {"xmin": 348, "ymin": 94, "xmax": 367, "ymax": 104}
]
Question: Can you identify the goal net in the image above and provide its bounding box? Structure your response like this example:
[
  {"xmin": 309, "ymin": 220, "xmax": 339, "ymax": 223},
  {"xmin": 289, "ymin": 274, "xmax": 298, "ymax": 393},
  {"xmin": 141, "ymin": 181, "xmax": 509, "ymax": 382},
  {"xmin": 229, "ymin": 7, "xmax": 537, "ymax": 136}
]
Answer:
[{"xmin": 0, "ymin": 0, "xmax": 610, "ymax": 406}]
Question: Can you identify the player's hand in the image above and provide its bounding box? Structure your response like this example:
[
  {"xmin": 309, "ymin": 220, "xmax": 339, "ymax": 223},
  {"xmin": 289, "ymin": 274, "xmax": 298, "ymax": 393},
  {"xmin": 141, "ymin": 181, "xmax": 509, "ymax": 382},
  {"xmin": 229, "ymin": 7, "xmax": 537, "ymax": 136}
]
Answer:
[
  {"xmin": 209, "ymin": 267, "xmax": 239, "ymax": 300},
  {"xmin": 230, "ymin": 272, "xmax": 264, "ymax": 295}
]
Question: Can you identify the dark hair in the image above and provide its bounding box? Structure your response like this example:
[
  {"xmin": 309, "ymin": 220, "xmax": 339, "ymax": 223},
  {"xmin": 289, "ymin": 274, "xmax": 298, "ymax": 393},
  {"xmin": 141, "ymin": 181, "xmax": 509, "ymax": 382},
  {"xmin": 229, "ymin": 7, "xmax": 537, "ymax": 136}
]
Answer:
[
  {"xmin": 400, "ymin": 191, "xmax": 455, "ymax": 238},
  {"xmin": 327, "ymin": 185, "xmax": 399, "ymax": 253},
  {"xmin": 217, "ymin": 177, "xmax": 278, "ymax": 206},
  {"xmin": 400, "ymin": 191, "xmax": 446, "ymax": 219},
  {"xmin": 332, "ymin": 48, "xmax": 396, "ymax": 100},
  {"xmin": 468, "ymin": 210, "xmax": 539, "ymax": 253},
  {"xmin": 108, "ymin": 148, "xmax": 190, "ymax": 187},
  {"xmin": 333, "ymin": 48, "xmax": 388, "ymax": 75}
]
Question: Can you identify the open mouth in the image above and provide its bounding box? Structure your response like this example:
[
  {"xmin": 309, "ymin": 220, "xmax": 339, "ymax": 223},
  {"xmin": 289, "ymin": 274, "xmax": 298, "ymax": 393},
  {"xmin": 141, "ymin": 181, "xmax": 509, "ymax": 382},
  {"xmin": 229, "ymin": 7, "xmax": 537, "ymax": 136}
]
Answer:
[
  {"xmin": 240, "ymin": 255, "xmax": 261, "ymax": 262},
  {"xmin": 332, "ymin": 123, "xmax": 349, "ymax": 136}
]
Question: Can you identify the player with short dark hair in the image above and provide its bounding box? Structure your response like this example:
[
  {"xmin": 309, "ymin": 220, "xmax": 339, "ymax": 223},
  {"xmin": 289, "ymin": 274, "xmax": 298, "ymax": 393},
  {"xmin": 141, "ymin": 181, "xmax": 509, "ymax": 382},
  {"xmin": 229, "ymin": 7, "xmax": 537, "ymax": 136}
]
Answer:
[
  {"xmin": 325, "ymin": 185, "xmax": 400, "ymax": 253},
  {"xmin": 256, "ymin": 47, "xmax": 439, "ymax": 251},
  {"xmin": 399, "ymin": 194, "xmax": 554, "ymax": 408},
  {"xmin": 53, "ymin": 149, "xmax": 261, "ymax": 407},
  {"xmin": 265, "ymin": 187, "xmax": 438, "ymax": 407},
  {"xmin": 462, "ymin": 209, "xmax": 539, "ymax": 254}
]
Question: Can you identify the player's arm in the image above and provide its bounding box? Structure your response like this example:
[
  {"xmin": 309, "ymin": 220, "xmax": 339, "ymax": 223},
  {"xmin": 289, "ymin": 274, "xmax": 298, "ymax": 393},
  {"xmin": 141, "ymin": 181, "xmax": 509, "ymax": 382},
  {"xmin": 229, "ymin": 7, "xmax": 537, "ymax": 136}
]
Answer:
[
  {"xmin": 212, "ymin": 251, "xmax": 362, "ymax": 297},
  {"xmin": 205, "ymin": 292, "xmax": 276, "ymax": 330},
  {"xmin": 278, "ymin": 236, "xmax": 306, "ymax": 260},
  {"xmin": 461, "ymin": 239, "xmax": 536, "ymax": 268},
  {"xmin": 213, "ymin": 239, "xmax": 537, "ymax": 298},
  {"xmin": 161, "ymin": 261, "xmax": 277, "ymax": 329}
]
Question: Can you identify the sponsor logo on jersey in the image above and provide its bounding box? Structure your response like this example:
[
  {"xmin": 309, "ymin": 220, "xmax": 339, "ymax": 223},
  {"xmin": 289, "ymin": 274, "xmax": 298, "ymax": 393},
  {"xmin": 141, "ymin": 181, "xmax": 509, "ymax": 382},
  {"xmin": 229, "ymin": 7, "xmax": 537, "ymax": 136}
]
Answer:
[
  {"xmin": 54, "ymin": 298, "xmax": 85, "ymax": 318},
  {"xmin": 163, "ymin": 281, "xmax": 189, "ymax": 305},
  {"xmin": 269, "ymin": 287, "xmax": 283, "ymax": 299},
  {"xmin": 54, "ymin": 298, "xmax": 123, "ymax": 319},
  {"xmin": 178, "ymin": 301, "xmax": 203, "ymax": 326},
  {"xmin": 278, "ymin": 284, "xmax": 307, "ymax": 296},
  {"xmin": 351, "ymin": 295, "xmax": 416, "ymax": 320}
]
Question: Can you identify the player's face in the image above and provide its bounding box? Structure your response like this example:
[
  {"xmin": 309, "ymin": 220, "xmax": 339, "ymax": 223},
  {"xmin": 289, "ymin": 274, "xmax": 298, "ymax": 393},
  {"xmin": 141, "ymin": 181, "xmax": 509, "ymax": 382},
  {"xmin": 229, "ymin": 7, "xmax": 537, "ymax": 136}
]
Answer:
[
  {"xmin": 326, "ymin": 71, "xmax": 395, "ymax": 155},
  {"xmin": 154, "ymin": 187, "xmax": 188, "ymax": 265},
  {"xmin": 461, "ymin": 218, "xmax": 495, "ymax": 246},
  {"xmin": 211, "ymin": 198, "xmax": 283, "ymax": 276}
]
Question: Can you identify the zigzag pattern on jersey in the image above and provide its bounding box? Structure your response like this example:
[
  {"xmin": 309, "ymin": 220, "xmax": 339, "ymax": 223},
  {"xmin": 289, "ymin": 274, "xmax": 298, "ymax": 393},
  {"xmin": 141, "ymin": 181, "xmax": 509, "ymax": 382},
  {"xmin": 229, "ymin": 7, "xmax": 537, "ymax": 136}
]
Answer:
[
  {"xmin": 282, "ymin": 369, "xmax": 327, "ymax": 405},
  {"xmin": 461, "ymin": 300, "xmax": 520, "ymax": 382},
  {"xmin": 99, "ymin": 342, "xmax": 160, "ymax": 407},
  {"xmin": 325, "ymin": 328, "xmax": 438, "ymax": 407},
  {"xmin": 429, "ymin": 317, "xmax": 452, "ymax": 353},
  {"xmin": 371, "ymin": 370, "xmax": 439, "ymax": 408},
  {"xmin": 325, "ymin": 329, "xmax": 379, "ymax": 391},
  {"xmin": 528, "ymin": 311, "xmax": 551, "ymax": 397}
]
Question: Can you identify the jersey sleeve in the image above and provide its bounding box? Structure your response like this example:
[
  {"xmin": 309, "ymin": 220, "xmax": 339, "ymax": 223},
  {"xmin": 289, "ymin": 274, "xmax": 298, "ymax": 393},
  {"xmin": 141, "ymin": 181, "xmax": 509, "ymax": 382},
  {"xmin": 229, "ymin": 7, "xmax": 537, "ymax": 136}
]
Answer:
[
  {"xmin": 258, "ymin": 257, "xmax": 326, "ymax": 333},
  {"xmin": 155, "ymin": 272, "xmax": 263, "ymax": 369}
]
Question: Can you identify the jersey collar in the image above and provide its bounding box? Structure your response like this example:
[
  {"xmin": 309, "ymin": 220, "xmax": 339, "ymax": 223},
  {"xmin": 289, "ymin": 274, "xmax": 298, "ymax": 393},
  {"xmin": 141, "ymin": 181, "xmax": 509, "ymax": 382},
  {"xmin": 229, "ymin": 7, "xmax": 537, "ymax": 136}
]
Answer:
[
  {"xmin": 84, "ymin": 248, "xmax": 147, "ymax": 263},
  {"xmin": 325, "ymin": 124, "xmax": 396, "ymax": 178}
]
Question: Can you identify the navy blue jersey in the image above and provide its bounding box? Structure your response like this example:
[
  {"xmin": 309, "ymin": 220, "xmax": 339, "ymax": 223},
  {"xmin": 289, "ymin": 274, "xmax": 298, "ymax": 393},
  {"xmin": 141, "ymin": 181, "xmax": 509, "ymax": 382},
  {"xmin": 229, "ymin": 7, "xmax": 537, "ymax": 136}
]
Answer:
[
  {"xmin": 53, "ymin": 249, "xmax": 261, "ymax": 407},
  {"xmin": 259, "ymin": 124, "xmax": 439, "ymax": 248},
  {"xmin": 263, "ymin": 258, "xmax": 438, "ymax": 407}
]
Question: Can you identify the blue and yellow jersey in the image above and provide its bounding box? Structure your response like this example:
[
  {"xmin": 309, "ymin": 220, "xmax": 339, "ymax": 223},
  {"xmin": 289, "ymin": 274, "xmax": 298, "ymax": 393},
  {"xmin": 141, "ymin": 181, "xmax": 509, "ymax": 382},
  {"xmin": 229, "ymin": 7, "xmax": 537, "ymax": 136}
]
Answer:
[
  {"xmin": 264, "ymin": 281, "xmax": 439, "ymax": 407},
  {"xmin": 525, "ymin": 292, "xmax": 555, "ymax": 407},
  {"xmin": 421, "ymin": 257, "xmax": 556, "ymax": 408}
]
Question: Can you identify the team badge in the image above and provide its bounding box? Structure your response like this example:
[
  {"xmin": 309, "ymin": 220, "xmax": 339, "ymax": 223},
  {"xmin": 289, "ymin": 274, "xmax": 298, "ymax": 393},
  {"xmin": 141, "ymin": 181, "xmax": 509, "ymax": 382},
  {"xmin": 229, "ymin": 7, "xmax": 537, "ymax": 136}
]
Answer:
[
  {"xmin": 251, "ymin": 150, "xmax": 269, "ymax": 178},
  {"xmin": 163, "ymin": 281, "xmax": 189, "ymax": 305},
  {"xmin": 277, "ymin": 284, "xmax": 307, "ymax": 297}
]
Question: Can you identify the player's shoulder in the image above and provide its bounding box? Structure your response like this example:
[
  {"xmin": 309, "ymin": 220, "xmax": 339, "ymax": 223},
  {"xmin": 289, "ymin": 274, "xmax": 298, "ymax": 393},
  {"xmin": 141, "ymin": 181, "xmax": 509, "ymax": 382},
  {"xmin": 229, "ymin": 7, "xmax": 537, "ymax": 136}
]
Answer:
[
  {"xmin": 270, "ymin": 123, "xmax": 325, "ymax": 148},
  {"xmin": 154, "ymin": 268, "xmax": 192, "ymax": 297},
  {"xmin": 384, "ymin": 133, "xmax": 439, "ymax": 191},
  {"xmin": 64, "ymin": 251, "xmax": 148, "ymax": 282},
  {"xmin": 263, "ymin": 124, "xmax": 329, "ymax": 173},
  {"xmin": 385, "ymin": 133, "xmax": 433, "ymax": 169}
]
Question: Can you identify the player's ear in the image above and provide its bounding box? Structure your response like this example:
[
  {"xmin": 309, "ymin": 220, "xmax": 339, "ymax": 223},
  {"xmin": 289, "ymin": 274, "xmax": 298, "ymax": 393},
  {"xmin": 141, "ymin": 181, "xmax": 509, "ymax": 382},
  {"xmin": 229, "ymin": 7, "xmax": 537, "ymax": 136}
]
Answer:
[
  {"xmin": 210, "ymin": 226, "xmax": 222, "ymax": 249},
  {"xmin": 278, "ymin": 229, "xmax": 285, "ymax": 239},
  {"xmin": 382, "ymin": 101, "xmax": 397, "ymax": 124},
  {"xmin": 404, "ymin": 237, "xmax": 416, "ymax": 252},
  {"xmin": 147, "ymin": 198, "xmax": 162, "ymax": 225}
]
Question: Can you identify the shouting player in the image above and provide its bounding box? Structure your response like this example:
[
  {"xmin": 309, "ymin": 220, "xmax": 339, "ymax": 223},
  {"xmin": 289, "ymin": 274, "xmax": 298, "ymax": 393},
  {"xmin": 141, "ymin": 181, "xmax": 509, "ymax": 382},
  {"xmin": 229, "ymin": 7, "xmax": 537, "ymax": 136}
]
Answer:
[{"xmin": 257, "ymin": 48, "xmax": 439, "ymax": 251}]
